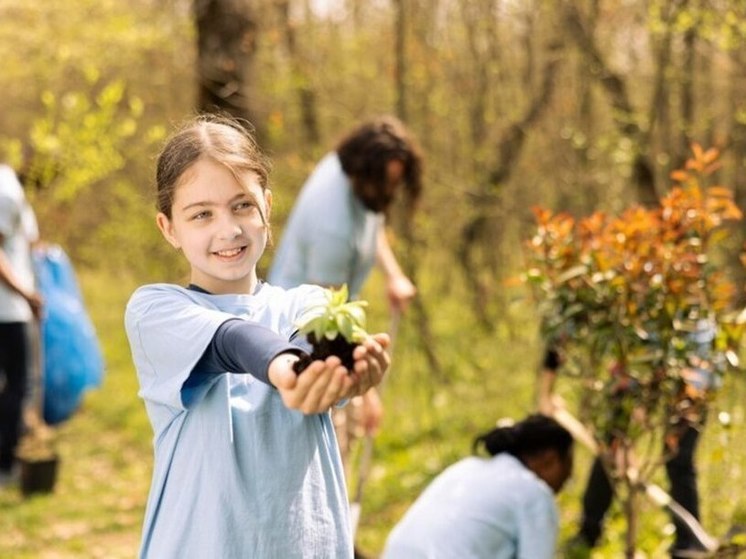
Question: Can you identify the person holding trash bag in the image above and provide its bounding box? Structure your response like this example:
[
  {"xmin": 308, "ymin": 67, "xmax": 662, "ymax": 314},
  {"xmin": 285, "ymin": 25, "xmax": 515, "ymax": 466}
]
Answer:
[{"xmin": 0, "ymin": 162, "xmax": 42, "ymax": 485}]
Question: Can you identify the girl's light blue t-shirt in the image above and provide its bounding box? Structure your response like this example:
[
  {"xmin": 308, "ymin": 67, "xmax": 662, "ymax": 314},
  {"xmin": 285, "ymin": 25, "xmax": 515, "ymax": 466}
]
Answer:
[
  {"xmin": 124, "ymin": 283, "xmax": 352, "ymax": 559},
  {"xmin": 382, "ymin": 454, "xmax": 559, "ymax": 559}
]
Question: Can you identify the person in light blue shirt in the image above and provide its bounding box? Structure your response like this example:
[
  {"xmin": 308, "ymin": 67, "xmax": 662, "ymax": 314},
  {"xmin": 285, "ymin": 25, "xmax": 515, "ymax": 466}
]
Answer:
[
  {"xmin": 540, "ymin": 318, "xmax": 718, "ymax": 557},
  {"xmin": 268, "ymin": 152, "xmax": 382, "ymax": 300},
  {"xmin": 269, "ymin": 116, "xmax": 423, "ymax": 307},
  {"xmin": 268, "ymin": 117, "xmax": 424, "ymax": 501},
  {"xmin": 124, "ymin": 115, "xmax": 391, "ymax": 559},
  {"xmin": 382, "ymin": 414, "xmax": 574, "ymax": 559}
]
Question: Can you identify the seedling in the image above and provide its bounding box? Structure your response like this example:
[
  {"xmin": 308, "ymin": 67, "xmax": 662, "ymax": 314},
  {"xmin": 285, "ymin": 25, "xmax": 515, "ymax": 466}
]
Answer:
[{"xmin": 292, "ymin": 284, "xmax": 369, "ymax": 373}]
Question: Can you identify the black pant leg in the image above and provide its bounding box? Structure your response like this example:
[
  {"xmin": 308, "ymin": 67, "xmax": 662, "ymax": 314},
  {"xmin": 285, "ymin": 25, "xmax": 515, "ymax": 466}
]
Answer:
[
  {"xmin": 0, "ymin": 322, "xmax": 30, "ymax": 471},
  {"xmin": 580, "ymin": 455, "xmax": 615, "ymax": 546},
  {"xmin": 665, "ymin": 423, "xmax": 702, "ymax": 552}
]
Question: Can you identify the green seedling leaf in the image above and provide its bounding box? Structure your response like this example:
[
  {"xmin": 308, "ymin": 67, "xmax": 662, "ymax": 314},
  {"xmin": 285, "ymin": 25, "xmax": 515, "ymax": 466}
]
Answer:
[{"xmin": 294, "ymin": 284, "xmax": 369, "ymax": 343}]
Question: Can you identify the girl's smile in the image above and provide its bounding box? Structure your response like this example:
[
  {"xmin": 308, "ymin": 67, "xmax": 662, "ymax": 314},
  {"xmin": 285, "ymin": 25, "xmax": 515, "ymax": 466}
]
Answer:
[
  {"xmin": 156, "ymin": 158, "xmax": 272, "ymax": 294},
  {"xmin": 214, "ymin": 247, "xmax": 245, "ymax": 258}
]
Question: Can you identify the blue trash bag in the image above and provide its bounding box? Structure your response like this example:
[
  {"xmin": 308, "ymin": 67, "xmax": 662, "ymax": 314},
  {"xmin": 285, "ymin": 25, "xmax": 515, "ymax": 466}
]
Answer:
[{"xmin": 33, "ymin": 245, "xmax": 105, "ymax": 425}]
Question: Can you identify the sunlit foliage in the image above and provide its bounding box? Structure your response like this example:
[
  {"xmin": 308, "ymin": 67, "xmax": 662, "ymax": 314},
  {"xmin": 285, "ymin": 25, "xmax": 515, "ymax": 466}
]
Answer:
[{"xmin": 524, "ymin": 144, "xmax": 746, "ymax": 551}]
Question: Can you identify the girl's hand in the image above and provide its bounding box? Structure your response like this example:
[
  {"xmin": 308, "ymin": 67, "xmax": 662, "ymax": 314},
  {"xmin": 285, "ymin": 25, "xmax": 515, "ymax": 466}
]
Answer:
[
  {"xmin": 268, "ymin": 333, "xmax": 391, "ymax": 414},
  {"xmin": 269, "ymin": 353, "xmax": 354, "ymax": 414},
  {"xmin": 348, "ymin": 333, "xmax": 391, "ymax": 397}
]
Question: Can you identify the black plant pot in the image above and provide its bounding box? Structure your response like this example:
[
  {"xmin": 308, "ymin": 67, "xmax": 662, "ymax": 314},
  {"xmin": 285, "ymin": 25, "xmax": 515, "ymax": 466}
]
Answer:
[{"xmin": 19, "ymin": 455, "xmax": 59, "ymax": 497}]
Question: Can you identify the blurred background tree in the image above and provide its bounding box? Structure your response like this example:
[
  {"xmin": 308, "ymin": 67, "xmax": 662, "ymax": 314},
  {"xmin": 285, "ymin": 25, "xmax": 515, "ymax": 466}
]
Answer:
[
  {"xmin": 524, "ymin": 145, "xmax": 745, "ymax": 556},
  {"xmin": 3, "ymin": 0, "xmax": 746, "ymax": 311},
  {"xmin": 2, "ymin": 0, "xmax": 746, "ymax": 554}
]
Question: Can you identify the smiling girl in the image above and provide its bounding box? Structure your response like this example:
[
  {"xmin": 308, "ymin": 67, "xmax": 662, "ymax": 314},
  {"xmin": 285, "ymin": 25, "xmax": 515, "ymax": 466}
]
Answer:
[{"xmin": 124, "ymin": 115, "xmax": 390, "ymax": 559}]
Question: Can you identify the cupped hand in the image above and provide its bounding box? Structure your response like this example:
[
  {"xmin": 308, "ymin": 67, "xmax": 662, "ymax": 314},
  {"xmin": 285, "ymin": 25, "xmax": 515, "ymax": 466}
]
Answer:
[
  {"xmin": 269, "ymin": 332, "xmax": 391, "ymax": 415},
  {"xmin": 271, "ymin": 355, "xmax": 354, "ymax": 415},
  {"xmin": 348, "ymin": 333, "xmax": 391, "ymax": 397}
]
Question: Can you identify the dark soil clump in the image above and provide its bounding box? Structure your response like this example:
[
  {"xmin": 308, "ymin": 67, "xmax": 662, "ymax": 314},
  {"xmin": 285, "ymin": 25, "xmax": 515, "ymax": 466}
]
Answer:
[{"xmin": 292, "ymin": 333, "xmax": 358, "ymax": 373}]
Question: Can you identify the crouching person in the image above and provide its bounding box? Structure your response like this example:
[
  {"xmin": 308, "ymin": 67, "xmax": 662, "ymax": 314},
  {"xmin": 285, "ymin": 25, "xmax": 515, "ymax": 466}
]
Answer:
[{"xmin": 382, "ymin": 413, "xmax": 574, "ymax": 559}]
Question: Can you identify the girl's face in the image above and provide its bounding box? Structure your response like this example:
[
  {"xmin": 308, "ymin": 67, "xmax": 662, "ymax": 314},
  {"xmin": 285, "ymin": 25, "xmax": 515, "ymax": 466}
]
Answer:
[{"xmin": 156, "ymin": 158, "xmax": 272, "ymax": 295}]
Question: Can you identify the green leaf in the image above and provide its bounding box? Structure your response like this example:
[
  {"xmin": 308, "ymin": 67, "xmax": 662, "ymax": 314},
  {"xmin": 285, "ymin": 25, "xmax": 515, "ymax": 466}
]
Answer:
[
  {"xmin": 337, "ymin": 314, "xmax": 353, "ymax": 341},
  {"xmin": 294, "ymin": 285, "xmax": 369, "ymax": 343}
]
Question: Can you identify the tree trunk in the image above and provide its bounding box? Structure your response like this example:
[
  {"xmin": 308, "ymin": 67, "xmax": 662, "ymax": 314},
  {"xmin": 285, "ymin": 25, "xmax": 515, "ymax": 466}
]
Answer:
[
  {"xmin": 679, "ymin": 20, "xmax": 696, "ymax": 162},
  {"xmin": 276, "ymin": 0, "xmax": 320, "ymax": 145},
  {"xmin": 459, "ymin": 0, "xmax": 494, "ymax": 153},
  {"xmin": 563, "ymin": 1, "xmax": 658, "ymax": 207},
  {"xmin": 646, "ymin": 0, "xmax": 678, "ymax": 184},
  {"xmin": 458, "ymin": 32, "xmax": 563, "ymax": 328},
  {"xmin": 391, "ymin": 0, "xmax": 444, "ymax": 381},
  {"xmin": 624, "ymin": 484, "xmax": 638, "ymax": 558},
  {"xmin": 194, "ymin": 0, "xmax": 265, "ymax": 138},
  {"xmin": 728, "ymin": 46, "xmax": 746, "ymax": 307},
  {"xmin": 622, "ymin": 443, "xmax": 638, "ymax": 558},
  {"xmin": 393, "ymin": 0, "xmax": 407, "ymax": 121}
]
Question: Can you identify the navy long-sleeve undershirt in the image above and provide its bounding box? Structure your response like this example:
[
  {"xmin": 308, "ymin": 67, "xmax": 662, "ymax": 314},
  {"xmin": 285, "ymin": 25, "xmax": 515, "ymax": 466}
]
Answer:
[
  {"xmin": 194, "ymin": 319, "xmax": 311, "ymax": 385},
  {"xmin": 185, "ymin": 283, "xmax": 311, "ymax": 386}
]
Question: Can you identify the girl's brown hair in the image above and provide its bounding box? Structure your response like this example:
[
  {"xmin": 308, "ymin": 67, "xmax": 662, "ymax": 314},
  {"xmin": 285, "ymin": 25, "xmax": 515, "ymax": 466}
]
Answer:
[{"xmin": 156, "ymin": 114, "xmax": 271, "ymax": 221}]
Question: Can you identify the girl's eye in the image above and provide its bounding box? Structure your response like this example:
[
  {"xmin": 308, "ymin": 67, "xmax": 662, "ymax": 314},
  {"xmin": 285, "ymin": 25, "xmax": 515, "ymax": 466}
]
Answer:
[
  {"xmin": 235, "ymin": 201, "xmax": 256, "ymax": 212},
  {"xmin": 191, "ymin": 211, "xmax": 210, "ymax": 220}
]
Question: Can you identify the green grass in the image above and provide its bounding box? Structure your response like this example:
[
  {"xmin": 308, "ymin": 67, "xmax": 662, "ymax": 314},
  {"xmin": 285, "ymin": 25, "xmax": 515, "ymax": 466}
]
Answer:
[
  {"xmin": 1, "ymin": 270, "xmax": 744, "ymax": 558},
  {"xmin": 0, "ymin": 271, "xmax": 149, "ymax": 559}
]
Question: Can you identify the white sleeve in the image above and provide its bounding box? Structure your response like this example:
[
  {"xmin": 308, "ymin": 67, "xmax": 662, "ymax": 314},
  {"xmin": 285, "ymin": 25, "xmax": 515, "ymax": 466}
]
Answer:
[{"xmin": 0, "ymin": 193, "xmax": 18, "ymax": 239}]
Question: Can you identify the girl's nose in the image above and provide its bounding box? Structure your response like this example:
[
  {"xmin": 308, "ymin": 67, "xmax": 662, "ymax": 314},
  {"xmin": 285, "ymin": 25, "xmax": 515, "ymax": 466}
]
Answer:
[{"xmin": 218, "ymin": 216, "xmax": 243, "ymax": 239}]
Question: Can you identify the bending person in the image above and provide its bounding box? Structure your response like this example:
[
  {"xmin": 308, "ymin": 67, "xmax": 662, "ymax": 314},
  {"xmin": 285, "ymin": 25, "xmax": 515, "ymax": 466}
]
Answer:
[
  {"xmin": 269, "ymin": 115, "xmax": 424, "ymax": 468},
  {"xmin": 382, "ymin": 413, "xmax": 574, "ymax": 559}
]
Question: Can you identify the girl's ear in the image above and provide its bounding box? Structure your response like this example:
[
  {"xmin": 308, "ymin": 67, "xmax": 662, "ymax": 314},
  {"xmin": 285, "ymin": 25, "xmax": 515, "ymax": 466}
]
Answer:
[{"xmin": 156, "ymin": 212, "xmax": 180, "ymax": 249}]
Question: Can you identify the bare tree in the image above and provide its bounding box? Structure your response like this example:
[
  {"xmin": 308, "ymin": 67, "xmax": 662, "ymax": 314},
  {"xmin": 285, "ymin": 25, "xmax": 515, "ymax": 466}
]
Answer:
[
  {"xmin": 458, "ymin": 27, "xmax": 564, "ymax": 327},
  {"xmin": 678, "ymin": 12, "xmax": 696, "ymax": 161},
  {"xmin": 194, "ymin": 0, "xmax": 265, "ymax": 136},
  {"xmin": 391, "ymin": 0, "xmax": 445, "ymax": 380},
  {"xmin": 393, "ymin": 0, "xmax": 407, "ymax": 121},
  {"xmin": 275, "ymin": 0, "xmax": 320, "ymax": 145},
  {"xmin": 728, "ymin": 45, "xmax": 746, "ymax": 306},
  {"xmin": 562, "ymin": 1, "xmax": 659, "ymax": 207}
]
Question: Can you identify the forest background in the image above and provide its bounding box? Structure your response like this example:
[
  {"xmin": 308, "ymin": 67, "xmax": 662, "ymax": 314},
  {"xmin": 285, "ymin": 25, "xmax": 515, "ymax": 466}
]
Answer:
[{"xmin": 1, "ymin": 0, "xmax": 746, "ymax": 557}]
